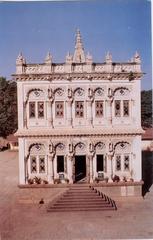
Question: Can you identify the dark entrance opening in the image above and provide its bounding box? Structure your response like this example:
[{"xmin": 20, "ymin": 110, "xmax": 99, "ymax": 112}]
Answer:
[
  {"xmin": 96, "ymin": 155, "xmax": 104, "ymax": 172},
  {"xmin": 57, "ymin": 155, "xmax": 64, "ymax": 173},
  {"xmin": 75, "ymin": 155, "xmax": 86, "ymax": 182}
]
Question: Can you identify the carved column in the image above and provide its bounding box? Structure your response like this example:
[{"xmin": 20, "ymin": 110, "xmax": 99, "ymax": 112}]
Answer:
[
  {"xmin": 23, "ymin": 102, "xmax": 27, "ymax": 128},
  {"xmin": 48, "ymin": 155, "xmax": 54, "ymax": 183},
  {"xmin": 87, "ymin": 99, "xmax": 93, "ymax": 126},
  {"xmin": 107, "ymin": 153, "xmax": 113, "ymax": 182},
  {"xmin": 88, "ymin": 155, "xmax": 94, "ymax": 183},
  {"xmin": 66, "ymin": 99, "xmax": 73, "ymax": 127},
  {"xmin": 107, "ymin": 99, "xmax": 112, "ymax": 125},
  {"xmin": 47, "ymin": 100, "xmax": 53, "ymax": 127},
  {"xmin": 67, "ymin": 155, "xmax": 73, "ymax": 183},
  {"xmin": 86, "ymin": 155, "xmax": 90, "ymax": 183}
]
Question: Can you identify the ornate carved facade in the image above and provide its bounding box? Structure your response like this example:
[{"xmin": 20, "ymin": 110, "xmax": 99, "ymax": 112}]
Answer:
[{"xmin": 14, "ymin": 30, "xmax": 143, "ymax": 185}]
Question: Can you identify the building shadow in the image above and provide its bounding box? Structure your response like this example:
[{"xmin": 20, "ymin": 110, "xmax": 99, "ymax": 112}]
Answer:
[{"xmin": 142, "ymin": 151, "xmax": 153, "ymax": 196}]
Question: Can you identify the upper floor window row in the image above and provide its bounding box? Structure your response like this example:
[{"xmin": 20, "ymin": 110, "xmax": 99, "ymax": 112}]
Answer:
[{"xmin": 29, "ymin": 100, "xmax": 130, "ymax": 119}]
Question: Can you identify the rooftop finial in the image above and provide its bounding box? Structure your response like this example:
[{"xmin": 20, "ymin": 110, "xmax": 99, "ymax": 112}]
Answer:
[
  {"xmin": 73, "ymin": 28, "xmax": 85, "ymax": 63},
  {"xmin": 134, "ymin": 51, "xmax": 141, "ymax": 63},
  {"xmin": 66, "ymin": 52, "xmax": 73, "ymax": 64},
  {"xmin": 105, "ymin": 51, "xmax": 112, "ymax": 64},
  {"xmin": 16, "ymin": 52, "xmax": 26, "ymax": 65},
  {"xmin": 86, "ymin": 51, "xmax": 92, "ymax": 64},
  {"xmin": 45, "ymin": 52, "xmax": 52, "ymax": 64}
]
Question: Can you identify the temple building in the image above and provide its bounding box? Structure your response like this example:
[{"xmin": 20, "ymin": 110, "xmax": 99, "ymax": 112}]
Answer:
[{"xmin": 13, "ymin": 30, "xmax": 144, "ymax": 192}]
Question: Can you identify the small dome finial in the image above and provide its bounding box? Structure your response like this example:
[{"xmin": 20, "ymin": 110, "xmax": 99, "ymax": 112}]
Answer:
[
  {"xmin": 105, "ymin": 51, "xmax": 112, "ymax": 63},
  {"xmin": 45, "ymin": 52, "xmax": 52, "ymax": 64},
  {"xmin": 16, "ymin": 52, "xmax": 26, "ymax": 65},
  {"xmin": 134, "ymin": 51, "xmax": 141, "ymax": 63},
  {"xmin": 86, "ymin": 51, "xmax": 92, "ymax": 64},
  {"xmin": 66, "ymin": 52, "xmax": 73, "ymax": 64}
]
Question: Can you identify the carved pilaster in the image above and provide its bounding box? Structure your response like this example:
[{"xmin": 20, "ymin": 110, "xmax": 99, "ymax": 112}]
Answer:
[
  {"xmin": 47, "ymin": 100, "xmax": 53, "ymax": 127},
  {"xmin": 106, "ymin": 99, "xmax": 112, "ymax": 125},
  {"xmin": 107, "ymin": 153, "xmax": 114, "ymax": 182},
  {"xmin": 88, "ymin": 155, "xmax": 94, "ymax": 183},
  {"xmin": 66, "ymin": 99, "xmax": 73, "ymax": 127},
  {"xmin": 87, "ymin": 99, "xmax": 93, "ymax": 126},
  {"xmin": 23, "ymin": 102, "xmax": 27, "ymax": 129},
  {"xmin": 67, "ymin": 155, "xmax": 74, "ymax": 183},
  {"xmin": 47, "ymin": 154, "xmax": 55, "ymax": 183}
]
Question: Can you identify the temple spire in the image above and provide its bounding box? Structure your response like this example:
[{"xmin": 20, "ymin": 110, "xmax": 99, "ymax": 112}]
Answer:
[{"xmin": 73, "ymin": 29, "xmax": 86, "ymax": 63}]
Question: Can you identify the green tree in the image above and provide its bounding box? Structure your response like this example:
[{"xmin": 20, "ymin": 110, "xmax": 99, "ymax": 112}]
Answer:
[
  {"xmin": 141, "ymin": 90, "xmax": 152, "ymax": 128},
  {"xmin": 0, "ymin": 77, "xmax": 17, "ymax": 138}
]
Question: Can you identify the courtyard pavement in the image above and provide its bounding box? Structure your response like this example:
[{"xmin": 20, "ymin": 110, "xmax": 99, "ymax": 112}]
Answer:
[{"xmin": 0, "ymin": 150, "xmax": 153, "ymax": 240}]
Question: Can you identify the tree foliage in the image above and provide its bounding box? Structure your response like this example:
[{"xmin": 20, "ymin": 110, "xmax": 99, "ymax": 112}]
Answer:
[
  {"xmin": 0, "ymin": 77, "xmax": 17, "ymax": 138},
  {"xmin": 141, "ymin": 90, "xmax": 152, "ymax": 128}
]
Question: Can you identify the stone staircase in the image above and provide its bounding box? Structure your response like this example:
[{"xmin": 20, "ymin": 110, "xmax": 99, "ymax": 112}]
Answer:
[{"xmin": 47, "ymin": 186, "xmax": 117, "ymax": 212}]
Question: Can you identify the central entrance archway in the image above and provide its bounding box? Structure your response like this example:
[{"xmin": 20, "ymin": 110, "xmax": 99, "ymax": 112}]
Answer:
[{"xmin": 75, "ymin": 155, "xmax": 86, "ymax": 182}]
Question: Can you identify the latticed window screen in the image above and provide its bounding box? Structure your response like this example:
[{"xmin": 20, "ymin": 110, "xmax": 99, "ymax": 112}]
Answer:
[
  {"xmin": 95, "ymin": 101, "xmax": 103, "ymax": 117},
  {"xmin": 39, "ymin": 156, "xmax": 45, "ymax": 173},
  {"xmin": 75, "ymin": 101, "xmax": 84, "ymax": 118},
  {"xmin": 124, "ymin": 155, "xmax": 130, "ymax": 170},
  {"xmin": 116, "ymin": 155, "xmax": 121, "ymax": 171},
  {"xmin": 123, "ymin": 100, "xmax": 129, "ymax": 116},
  {"xmin": 31, "ymin": 156, "xmax": 37, "ymax": 173},
  {"xmin": 29, "ymin": 102, "xmax": 35, "ymax": 118},
  {"xmin": 55, "ymin": 102, "xmax": 64, "ymax": 117},
  {"xmin": 38, "ymin": 102, "xmax": 44, "ymax": 118},
  {"xmin": 115, "ymin": 100, "xmax": 121, "ymax": 117}
]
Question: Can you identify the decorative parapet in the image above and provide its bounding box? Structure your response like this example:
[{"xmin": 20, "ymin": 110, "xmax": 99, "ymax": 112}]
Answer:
[{"xmin": 16, "ymin": 61, "xmax": 141, "ymax": 75}]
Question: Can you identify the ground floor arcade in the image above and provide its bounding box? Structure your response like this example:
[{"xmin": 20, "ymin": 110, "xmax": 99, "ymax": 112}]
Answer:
[{"xmin": 18, "ymin": 134, "xmax": 142, "ymax": 185}]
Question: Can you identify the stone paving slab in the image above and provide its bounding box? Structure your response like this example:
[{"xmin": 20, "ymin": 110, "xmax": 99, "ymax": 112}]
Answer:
[{"xmin": 0, "ymin": 150, "xmax": 153, "ymax": 240}]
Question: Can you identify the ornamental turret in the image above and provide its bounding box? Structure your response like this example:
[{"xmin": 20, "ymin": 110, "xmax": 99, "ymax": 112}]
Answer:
[
  {"xmin": 66, "ymin": 52, "xmax": 73, "ymax": 64},
  {"xmin": 105, "ymin": 51, "xmax": 112, "ymax": 64},
  {"xmin": 45, "ymin": 52, "xmax": 52, "ymax": 65},
  {"xmin": 16, "ymin": 52, "xmax": 26, "ymax": 74},
  {"xmin": 45, "ymin": 52, "xmax": 52, "ymax": 73},
  {"xmin": 134, "ymin": 51, "xmax": 141, "ymax": 64},
  {"xmin": 105, "ymin": 51, "xmax": 113, "ymax": 72},
  {"xmin": 86, "ymin": 52, "xmax": 93, "ymax": 64}
]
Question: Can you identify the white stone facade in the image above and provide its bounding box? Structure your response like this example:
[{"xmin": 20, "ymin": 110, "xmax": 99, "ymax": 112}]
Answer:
[{"xmin": 14, "ymin": 30, "xmax": 143, "ymax": 185}]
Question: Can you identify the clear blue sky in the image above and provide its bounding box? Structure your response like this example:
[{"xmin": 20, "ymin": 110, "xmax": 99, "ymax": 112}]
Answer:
[{"xmin": 0, "ymin": 0, "xmax": 151, "ymax": 90}]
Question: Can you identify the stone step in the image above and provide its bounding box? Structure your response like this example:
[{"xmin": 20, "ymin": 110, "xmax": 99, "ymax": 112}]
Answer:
[
  {"xmin": 47, "ymin": 187, "xmax": 117, "ymax": 212},
  {"xmin": 48, "ymin": 207, "xmax": 114, "ymax": 212},
  {"xmin": 67, "ymin": 191, "xmax": 96, "ymax": 194},
  {"xmin": 63, "ymin": 192, "xmax": 99, "ymax": 196},
  {"xmin": 57, "ymin": 199, "xmax": 106, "ymax": 203},
  {"xmin": 70, "ymin": 186, "xmax": 91, "ymax": 189},
  {"xmin": 69, "ymin": 188, "xmax": 92, "ymax": 191},
  {"xmin": 62, "ymin": 193, "xmax": 102, "ymax": 197},
  {"xmin": 60, "ymin": 196, "xmax": 103, "ymax": 201},
  {"xmin": 53, "ymin": 202, "xmax": 111, "ymax": 207}
]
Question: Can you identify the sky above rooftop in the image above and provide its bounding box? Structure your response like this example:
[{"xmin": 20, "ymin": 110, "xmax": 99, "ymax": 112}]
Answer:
[{"xmin": 0, "ymin": 0, "xmax": 151, "ymax": 90}]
